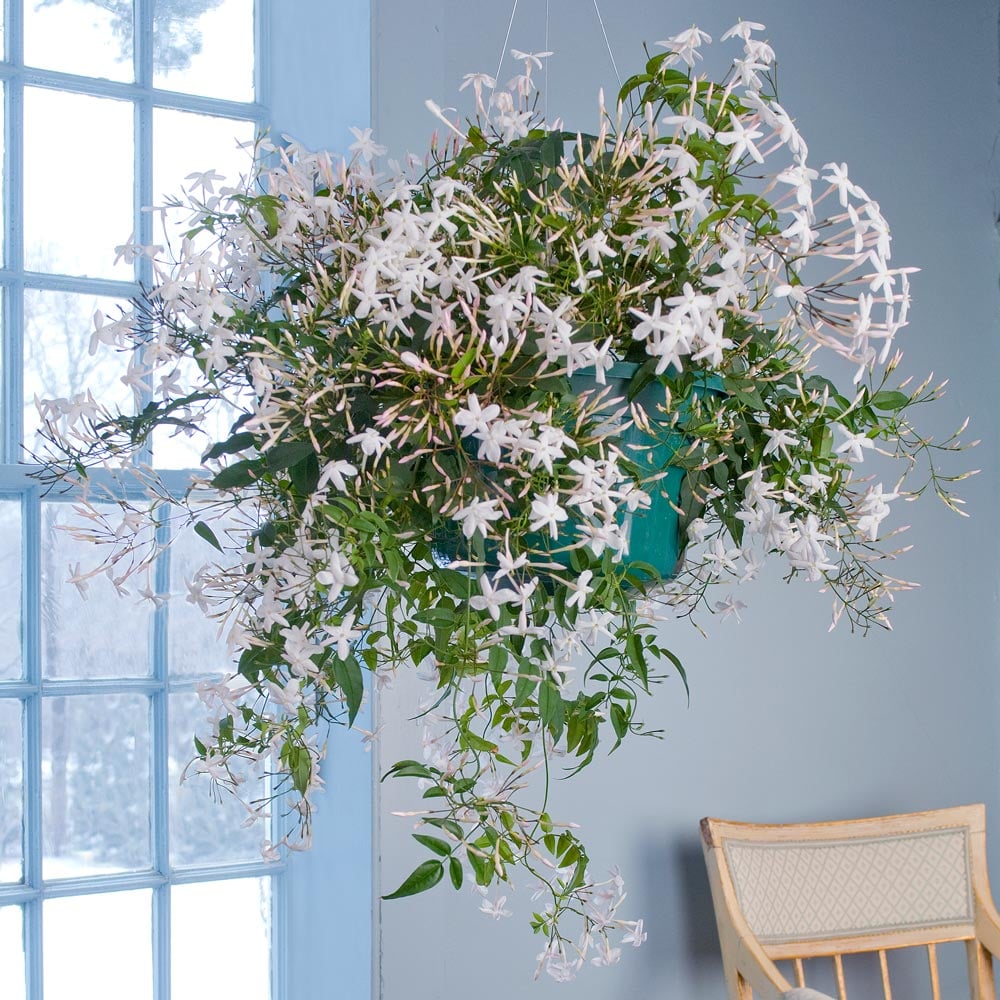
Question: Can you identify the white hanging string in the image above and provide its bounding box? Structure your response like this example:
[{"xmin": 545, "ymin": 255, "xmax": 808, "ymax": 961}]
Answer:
[
  {"xmin": 492, "ymin": 0, "xmax": 622, "ymax": 110},
  {"xmin": 592, "ymin": 0, "xmax": 623, "ymax": 89},
  {"xmin": 493, "ymin": 0, "xmax": 520, "ymax": 91},
  {"xmin": 544, "ymin": 0, "xmax": 550, "ymax": 120}
]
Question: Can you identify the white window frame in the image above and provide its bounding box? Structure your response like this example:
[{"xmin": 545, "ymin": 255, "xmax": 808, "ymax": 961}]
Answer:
[{"xmin": 0, "ymin": 1, "xmax": 374, "ymax": 996}]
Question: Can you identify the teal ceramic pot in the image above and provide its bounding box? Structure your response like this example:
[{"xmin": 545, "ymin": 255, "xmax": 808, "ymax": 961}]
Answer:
[
  {"xmin": 568, "ymin": 362, "xmax": 723, "ymax": 581},
  {"xmin": 435, "ymin": 363, "xmax": 723, "ymax": 583}
]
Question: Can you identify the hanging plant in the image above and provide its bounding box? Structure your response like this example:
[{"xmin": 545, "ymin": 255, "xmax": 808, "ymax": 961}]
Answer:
[{"xmin": 36, "ymin": 21, "xmax": 971, "ymax": 981}]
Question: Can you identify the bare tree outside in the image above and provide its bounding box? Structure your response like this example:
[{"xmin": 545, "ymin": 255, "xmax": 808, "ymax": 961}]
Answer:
[{"xmin": 33, "ymin": 0, "xmax": 225, "ymax": 73}]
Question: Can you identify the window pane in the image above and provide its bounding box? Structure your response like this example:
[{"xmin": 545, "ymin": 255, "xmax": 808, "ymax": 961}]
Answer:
[
  {"xmin": 24, "ymin": 89, "xmax": 133, "ymax": 279},
  {"xmin": 25, "ymin": 0, "xmax": 134, "ymax": 82},
  {"xmin": 0, "ymin": 85, "xmax": 6, "ymax": 264},
  {"xmin": 150, "ymin": 359, "xmax": 246, "ymax": 470},
  {"xmin": 44, "ymin": 890, "xmax": 152, "ymax": 1000},
  {"xmin": 171, "ymin": 878, "xmax": 270, "ymax": 999},
  {"xmin": 0, "ymin": 700, "xmax": 22, "ymax": 883},
  {"xmin": 0, "ymin": 905, "xmax": 25, "ymax": 1000},
  {"xmin": 23, "ymin": 290, "xmax": 134, "ymax": 461},
  {"xmin": 169, "ymin": 691, "xmax": 265, "ymax": 865},
  {"xmin": 40, "ymin": 501, "xmax": 152, "ymax": 679},
  {"xmin": 153, "ymin": 0, "xmax": 254, "ymax": 101},
  {"xmin": 42, "ymin": 694, "xmax": 151, "ymax": 877},
  {"xmin": 152, "ymin": 107, "xmax": 254, "ymax": 256},
  {"xmin": 168, "ymin": 519, "xmax": 235, "ymax": 677},
  {"xmin": 0, "ymin": 500, "xmax": 21, "ymax": 680}
]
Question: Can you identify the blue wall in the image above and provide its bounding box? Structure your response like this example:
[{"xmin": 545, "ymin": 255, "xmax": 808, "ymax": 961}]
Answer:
[
  {"xmin": 266, "ymin": 4, "xmax": 374, "ymax": 998},
  {"xmin": 371, "ymin": 1, "xmax": 1000, "ymax": 998}
]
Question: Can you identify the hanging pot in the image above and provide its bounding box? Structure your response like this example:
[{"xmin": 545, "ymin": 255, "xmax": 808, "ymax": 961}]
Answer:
[{"xmin": 435, "ymin": 362, "xmax": 724, "ymax": 584}]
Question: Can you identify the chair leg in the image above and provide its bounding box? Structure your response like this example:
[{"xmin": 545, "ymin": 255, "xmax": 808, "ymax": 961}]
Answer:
[
  {"xmin": 966, "ymin": 941, "xmax": 996, "ymax": 1000},
  {"xmin": 736, "ymin": 971, "xmax": 753, "ymax": 1000}
]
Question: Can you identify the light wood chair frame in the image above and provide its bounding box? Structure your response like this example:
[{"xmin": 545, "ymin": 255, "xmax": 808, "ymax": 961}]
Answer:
[{"xmin": 701, "ymin": 804, "xmax": 1000, "ymax": 1000}]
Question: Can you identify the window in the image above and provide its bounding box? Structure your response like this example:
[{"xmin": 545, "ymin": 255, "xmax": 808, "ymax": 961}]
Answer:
[{"xmin": 0, "ymin": 3, "xmax": 372, "ymax": 997}]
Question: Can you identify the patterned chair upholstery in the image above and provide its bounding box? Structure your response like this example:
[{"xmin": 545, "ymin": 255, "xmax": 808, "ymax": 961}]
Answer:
[{"xmin": 701, "ymin": 805, "xmax": 1000, "ymax": 1000}]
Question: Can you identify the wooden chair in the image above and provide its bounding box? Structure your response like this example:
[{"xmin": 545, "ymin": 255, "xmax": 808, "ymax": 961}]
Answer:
[{"xmin": 701, "ymin": 805, "xmax": 1000, "ymax": 1000}]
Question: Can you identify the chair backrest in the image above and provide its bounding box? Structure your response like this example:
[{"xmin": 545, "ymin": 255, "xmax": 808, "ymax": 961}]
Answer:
[{"xmin": 701, "ymin": 805, "xmax": 999, "ymax": 1000}]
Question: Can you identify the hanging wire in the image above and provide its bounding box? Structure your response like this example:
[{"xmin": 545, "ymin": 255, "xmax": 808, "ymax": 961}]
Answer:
[
  {"xmin": 493, "ymin": 0, "xmax": 520, "ymax": 91},
  {"xmin": 592, "ymin": 0, "xmax": 623, "ymax": 90},
  {"xmin": 492, "ymin": 0, "xmax": 622, "ymax": 113},
  {"xmin": 544, "ymin": 0, "xmax": 550, "ymax": 120}
]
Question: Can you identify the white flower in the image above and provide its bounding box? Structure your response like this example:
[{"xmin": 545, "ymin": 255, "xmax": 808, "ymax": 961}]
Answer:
[
  {"xmin": 834, "ymin": 425, "xmax": 875, "ymax": 463},
  {"xmin": 687, "ymin": 518, "xmax": 708, "ymax": 543},
  {"xmin": 714, "ymin": 594, "xmax": 747, "ymax": 622},
  {"xmin": 656, "ymin": 26, "xmax": 712, "ymax": 67},
  {"xmin": 479, "ymin": 894, "xmax": 513, "ymax": 919},
  {"xmin": 590, "ymin": 939, "xmax": 622, "ymax": 967},
  {"xmin": 715, "ymin": 112, "xmax": 765, "ymax": 165},
  {"xmin": 452, "ymin": 499, "xmax": 503, "ymax": 539},
  {"xmin": 318, "ymin": 459, "xmax": 358, "ymax": 492},
  {"xmin": 327, "ymin": 612, "xmax": 359, "ymax": 660},
  {"xmin": 529, "ymin": 493, "xmax": 568, "ymax": 539},
  {"xmin": 762, "ymin": 427, "xmax": 800, "ymax": 459},
  {"xmin": 783, "ymin": 514, "xmax": 837, "ymax": 582},
  {"xmin": 621, "ymin": 918, "xmax": 648, "ymax": 947},
  {"xmin": 348, "ymin": 427, "xmax": 390, "ymax": 461},
  {"xmin": 454, "ymin": 394, "xmax": 501, "ymax": 438},
  {"xmin": 469, "ymin": 573, "xmax": 519, "ymax": 621},
  {"xmin": 260, "ymin": 840, "xmax": 282, "ymax": 862},
  {"xmin": 855, "ymin": 483, "xmax": 897, "ymax": 541},
  {"xmin": 721, "ymin": 19, "xmax": 766, "ymax": 41},
  {"xmin": 579, "ymin": 231, "xmax": 616, "ymax": 267},
  {"xmin": 348, "ymin": 126, "xmax": 387, "ymax": 161},
  {"xmin": 316, "ymin": 549, "xmax": 360, "ymax": 600},
  {"xmin": 565, "ymin": 570, "xmax": 594, "ymax": 610}
]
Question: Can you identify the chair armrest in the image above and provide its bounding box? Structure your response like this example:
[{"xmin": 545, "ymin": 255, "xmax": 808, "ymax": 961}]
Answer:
[
  {"xmin": 975, "ymin": 891, "xmax": 1000, "ymax": 956},
  {"xmin": 784, "ymin": 990, "xmax": 837, "ymax": 1000},
  {"xmin": 728, "ymin": 935, "xmax": 794, "ymax": 1000}
]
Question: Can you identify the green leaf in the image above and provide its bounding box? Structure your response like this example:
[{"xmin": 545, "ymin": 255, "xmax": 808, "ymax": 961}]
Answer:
[
  {"xmin": 203, "ymin": 431, "xmax": 257, "ymax": 461},
  {"xmin": 289, "ymin": 452, "xmax": 320, "ymax": 496},
  {"xmin": 610, "ymin": 703, "xmax": 629, "ymax": 740},
  {"xmin": 538, "ymin": 679, "xmax": 565, "ymax": 741},
  {"xmin": 450, "ymin": 343, "xmax": 478, "ymax": 382},
  {"xmin": 871, "ymin": 390, "xmax": 909, "ymax": 411},
  {"xmin": 382, "ymin": 859, "xmax": 444, "ymax": 900},
  {"xmin": 193, "ymin": 520, "xmax": 223, "ymax": 552},
  {"xmin": 259, "ymin": 198, "xmax": 280, "ymax": 238},
  {"xmin": 540, "ymin": 132, "xmax": 564, "ymax": 169},
  {"xmin": 237, "ymin": 644, "xmax": 280, "ymax": 681},
  {"xmin": 412, "ymin": 607, "xmax": 457, "ymax": 629},
  {"xmin": 382, "ymin": 760, "xmax": 435, "ymax": 781},
  {"xmin": 413, "ymin": 834, "xmax": 452, "ymax": 857},
  {"xmin": 449, "ymin": 856, "xmax": 463, "ymax": 890},
  {"xmin": 266, "ymin": 440, "xmax": 315, "ymax": 472},
  {"xmin": 487, "ymin": 644, "xmax": 507, "ymax": 681},
  {"xmin": 459, "ymin": 731, "xmax": 498, "ymax": 754},
  {"xmin": 423, "ymin": 817, "xmax": 465, "ymax": 839},
  {"xmin": 661, "ymin": 646, "xmax": 690, "ymax": 700},
  {"xmin": 332, "ymin": 653, "xmax": 364, "ymax": 727},
  {"xmin": 211, "ymin": 459, "xmax": 258, "ymax": 491},
  {"xmin": 610, "ymin": 686, "xmax": 635, "ymax": 700},
  {"xmin": 625, "ymin": 632, "xmax": 648, "ymax": 687},
  {"xmin": 466, "ymin": 848, "xmax": 492, "ymax": 887}
]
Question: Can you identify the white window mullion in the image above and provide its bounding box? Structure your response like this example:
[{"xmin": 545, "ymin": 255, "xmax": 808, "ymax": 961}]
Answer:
[
  {"xmin": 151, "ymin": 517, "xmax": 171, "ymax": 1000},
  {"xmin": 23, "ymin": 487, "xmax": 42, "ymax": 1000},
  {"xmin": 0, "ymin": 4, "xmax": 375, "ymax": 996},
  {"xmin": 3, "ymin": 0, "xmax": 23, "ymax": 465}
]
